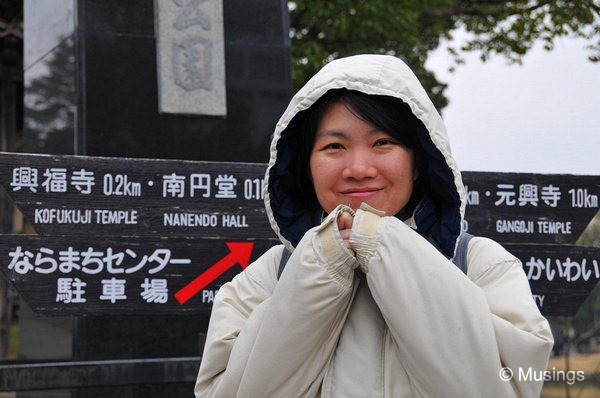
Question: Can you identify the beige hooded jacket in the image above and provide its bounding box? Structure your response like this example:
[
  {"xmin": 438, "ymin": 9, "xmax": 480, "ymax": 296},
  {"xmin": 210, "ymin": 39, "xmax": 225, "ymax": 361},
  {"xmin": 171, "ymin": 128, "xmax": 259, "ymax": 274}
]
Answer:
[{"xmin": 194, "ymin": 54, "xmax": 553, "ymax": 397}]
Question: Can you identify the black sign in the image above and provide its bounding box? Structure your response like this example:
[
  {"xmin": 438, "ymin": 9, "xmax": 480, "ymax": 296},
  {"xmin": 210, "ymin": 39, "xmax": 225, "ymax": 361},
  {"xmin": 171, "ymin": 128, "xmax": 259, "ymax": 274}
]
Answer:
[
  {"xmin": 0, "ymin": 153, "xmax": 598, "ymax": 316},
  {"xmin": 0, "ymin": 152, "xmax": 273, "ymax": 238},
  {"xmin": 506, "ymin": 244, "xmax": 600, "ymax": 316},
  {"xmin": 463, "ymin": 171, "xmax": 599, "ymax": 244},
  {"xmin": 0, "ymin": 235, "xmax": 276, "ymax": 315}
]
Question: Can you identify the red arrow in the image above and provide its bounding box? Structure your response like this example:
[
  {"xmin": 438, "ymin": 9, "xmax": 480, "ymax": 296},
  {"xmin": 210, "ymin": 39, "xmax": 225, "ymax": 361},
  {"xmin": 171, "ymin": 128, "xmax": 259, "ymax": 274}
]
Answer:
[{"xmin": 174, "ymin": 242, "xmax": 254, "ymax": 305}]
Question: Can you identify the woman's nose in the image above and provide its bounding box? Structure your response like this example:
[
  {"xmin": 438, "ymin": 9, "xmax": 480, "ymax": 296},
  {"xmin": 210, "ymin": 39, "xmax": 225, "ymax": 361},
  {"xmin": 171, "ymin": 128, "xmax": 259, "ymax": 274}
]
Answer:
[{"xmin": 342, "ymin": 152, "xmax": 377, "ymax": 180}]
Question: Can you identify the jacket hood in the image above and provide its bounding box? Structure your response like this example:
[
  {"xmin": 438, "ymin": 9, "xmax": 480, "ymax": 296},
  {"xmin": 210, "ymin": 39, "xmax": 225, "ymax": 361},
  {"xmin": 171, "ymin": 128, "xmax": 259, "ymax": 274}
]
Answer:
[{"xmin": 264, "ymin": 54, "xmax": 466, "ymax": 259}]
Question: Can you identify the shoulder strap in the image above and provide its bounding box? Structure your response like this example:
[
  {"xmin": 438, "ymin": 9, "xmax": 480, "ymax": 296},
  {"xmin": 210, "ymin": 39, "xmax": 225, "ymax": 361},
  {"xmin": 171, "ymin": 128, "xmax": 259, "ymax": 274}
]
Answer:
[
  {"xmin": 277, "ymin": 248, "xmax": 292, "ymax": 279},
  {"xmin": 452, "ymin": 232, "xmax": 474, "ymax": 274}
]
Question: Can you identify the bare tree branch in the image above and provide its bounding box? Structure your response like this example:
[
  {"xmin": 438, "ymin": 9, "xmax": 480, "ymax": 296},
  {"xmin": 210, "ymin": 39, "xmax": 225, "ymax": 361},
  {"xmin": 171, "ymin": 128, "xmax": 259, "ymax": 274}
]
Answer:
[
  {"xmin": 573, "ymin": 322, "xmax": 600, "ymax": 346},
  {"xmin": 583, "ymin": 0, "xmax": 600, "ymax": 16},
  {"xmin": 418, "ymin": 2, "xmax": 464, "ymax": 22}
]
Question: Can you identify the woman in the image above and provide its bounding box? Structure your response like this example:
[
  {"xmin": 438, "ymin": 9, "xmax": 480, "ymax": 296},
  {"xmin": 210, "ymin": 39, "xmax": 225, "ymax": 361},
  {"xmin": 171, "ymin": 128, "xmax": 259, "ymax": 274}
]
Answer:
[{"xmin": 195, "ymin": 54, "xmax": 553, "ymax": 397}]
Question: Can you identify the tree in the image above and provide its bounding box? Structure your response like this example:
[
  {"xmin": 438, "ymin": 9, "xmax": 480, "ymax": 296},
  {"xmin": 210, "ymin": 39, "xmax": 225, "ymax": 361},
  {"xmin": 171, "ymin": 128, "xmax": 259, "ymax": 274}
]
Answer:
[
  {"xmin": 289, "ymin": 0, "xmax": 600, "ymax": 111},
  {"xmin": 23, "ymin": 35, "xmax": 75, "ymax": 154}
]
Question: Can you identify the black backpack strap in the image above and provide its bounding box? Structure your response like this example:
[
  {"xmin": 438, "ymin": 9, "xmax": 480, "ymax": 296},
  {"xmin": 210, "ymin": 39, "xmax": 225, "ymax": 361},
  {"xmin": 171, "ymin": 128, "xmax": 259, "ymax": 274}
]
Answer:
[
  {"xmin": 277, "ymin": 247, "xmax": 292, "ymax": 279},
  {"xmin": 452, "ymin": 232, "xmax": 474, "ymax": 274}
]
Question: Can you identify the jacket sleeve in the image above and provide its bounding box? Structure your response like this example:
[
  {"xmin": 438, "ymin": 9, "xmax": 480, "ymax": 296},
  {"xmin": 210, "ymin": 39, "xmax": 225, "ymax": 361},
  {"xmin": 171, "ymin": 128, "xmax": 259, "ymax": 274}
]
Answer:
[
  {"xmin": 349, "ymin": 205, "xmax": 553, "ymax": 398},
  {"xmin": 195, "ymin": 205, "xmax": 359, "ymax": 397}
]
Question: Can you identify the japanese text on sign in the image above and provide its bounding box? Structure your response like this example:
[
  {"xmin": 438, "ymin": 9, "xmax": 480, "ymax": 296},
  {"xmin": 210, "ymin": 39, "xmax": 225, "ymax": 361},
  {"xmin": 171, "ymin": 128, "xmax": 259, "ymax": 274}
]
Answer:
[
  {"xmin": 524, "ymin": 256, "xmax": 600, "ymax": 282},
  {"xmin": 155, "ymin": 0, "xmax": 226, "ymax": 115},
  {"xmin": 7, "ymin": 246, "xmax": 191, "ymax": 275},
  {"xmin": 465, "ymin": 184, "xmax": 598, "ymax": 209},
  {"xmin": 55, "ymin": 277, "xmax": 169, "ymax": 305},
  {"xmin": 9, "ymin": 167, "xmax": 265, "ymax": 200}
]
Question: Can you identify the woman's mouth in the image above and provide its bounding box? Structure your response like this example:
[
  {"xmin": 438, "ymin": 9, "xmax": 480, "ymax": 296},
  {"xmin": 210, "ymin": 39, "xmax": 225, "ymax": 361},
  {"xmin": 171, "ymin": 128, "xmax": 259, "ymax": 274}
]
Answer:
[{"xmin": 340, "ymin": 188, "xmax": 382, "ymax": 199}]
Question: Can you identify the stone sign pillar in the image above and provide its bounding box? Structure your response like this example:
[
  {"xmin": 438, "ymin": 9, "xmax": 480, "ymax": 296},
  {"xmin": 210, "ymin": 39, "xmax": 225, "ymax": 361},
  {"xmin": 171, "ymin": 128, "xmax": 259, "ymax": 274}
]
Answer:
[{"xmin": 21, "ymin": 0, "xmax": 291, "ymax": 396}]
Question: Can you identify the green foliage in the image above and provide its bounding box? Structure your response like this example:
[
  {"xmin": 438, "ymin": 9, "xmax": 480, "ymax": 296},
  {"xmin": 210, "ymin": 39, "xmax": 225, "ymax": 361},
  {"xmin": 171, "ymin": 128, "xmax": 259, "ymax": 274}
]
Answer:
[{"xmin": 289, "ymin": 0, "xmax": 600, "ymax": 111}]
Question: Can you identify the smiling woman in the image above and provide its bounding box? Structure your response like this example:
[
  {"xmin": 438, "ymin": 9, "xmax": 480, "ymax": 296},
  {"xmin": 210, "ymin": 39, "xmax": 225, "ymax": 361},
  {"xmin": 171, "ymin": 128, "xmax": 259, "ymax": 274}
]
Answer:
[
  {"xmin": 194, "ymin": 54, "xmax": 554, "ymax": 398},
  {"xmin": 307, "ymin": 92, "xmax": 418, "ymax": 216}
]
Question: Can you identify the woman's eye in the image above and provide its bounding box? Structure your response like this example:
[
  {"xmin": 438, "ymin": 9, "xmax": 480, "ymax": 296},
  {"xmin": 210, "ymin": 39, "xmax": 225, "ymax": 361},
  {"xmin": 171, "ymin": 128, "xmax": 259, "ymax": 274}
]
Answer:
[
  {"xmin": 325, "ymin": 143, "xmax": 343, "ymax": 150},
  {"xmin": 375, "ymin": 139, "xmax": 394, "ymax": 146}
]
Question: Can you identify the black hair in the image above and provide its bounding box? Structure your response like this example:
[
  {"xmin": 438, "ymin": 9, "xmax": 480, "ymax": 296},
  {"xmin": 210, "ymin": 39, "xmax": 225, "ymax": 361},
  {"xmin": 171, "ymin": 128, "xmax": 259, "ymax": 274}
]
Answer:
[{"xmin": 293, "ymin": 88, "xmax": 428, "ymax": 216}]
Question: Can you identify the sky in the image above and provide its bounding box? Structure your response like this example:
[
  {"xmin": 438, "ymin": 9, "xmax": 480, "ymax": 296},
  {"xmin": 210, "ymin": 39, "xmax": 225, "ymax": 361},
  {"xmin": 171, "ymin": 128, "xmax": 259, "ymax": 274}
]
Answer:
[{"xmin": 426, "ymin": 34, "xmax": 600, "ymax": 175}]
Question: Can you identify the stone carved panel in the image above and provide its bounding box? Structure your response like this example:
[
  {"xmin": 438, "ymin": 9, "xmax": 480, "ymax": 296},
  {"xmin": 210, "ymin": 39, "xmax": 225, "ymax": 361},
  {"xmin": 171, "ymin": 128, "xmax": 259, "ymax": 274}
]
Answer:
[{"xmin": 155, "ymin": 0, "xmax": 226, "ymax": 116}]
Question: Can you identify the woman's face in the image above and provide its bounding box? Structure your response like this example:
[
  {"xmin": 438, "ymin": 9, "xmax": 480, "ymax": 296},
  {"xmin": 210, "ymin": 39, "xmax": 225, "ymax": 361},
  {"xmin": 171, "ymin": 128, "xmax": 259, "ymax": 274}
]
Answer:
[{"xmin": 309, "ymin": 102, "xmax": 416, "ymax": 215}]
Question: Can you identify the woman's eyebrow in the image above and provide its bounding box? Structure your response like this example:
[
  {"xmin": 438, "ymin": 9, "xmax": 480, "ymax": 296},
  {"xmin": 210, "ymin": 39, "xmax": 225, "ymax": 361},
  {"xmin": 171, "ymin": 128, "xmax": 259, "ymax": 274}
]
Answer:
[{"xmin": 315, "ymin": 130, "xmax": 348, "ymax": 139}]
